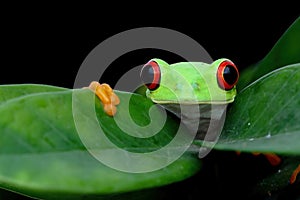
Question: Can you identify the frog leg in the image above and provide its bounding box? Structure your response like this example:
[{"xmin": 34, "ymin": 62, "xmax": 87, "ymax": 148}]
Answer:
[
  {"xmin": 236, "ymin": 152, "xmax": 281, "ymax": 166},
  {"xmin": 236, "ymin": 151, "xmax": 299, "ymax": 184},
  {"xmin": 290, "ymin": 164, "xmax": 300, "ymax": 184},
  {"xmin": 253, "ymin": 153, "xmax": 300, "ymax": 184},
  {"xmin": 86, "ymin": 81, "xmax": 120, "ymax": 116},
  {"xmin": 246, "ymin": 152, "xmax": 281, "ymax": 166},
  {"xmin": 261, "ymin": 153, "xmax": 282, "ymax": 166}
]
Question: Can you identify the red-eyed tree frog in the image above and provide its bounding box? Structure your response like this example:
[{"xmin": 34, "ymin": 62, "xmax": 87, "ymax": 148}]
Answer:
[
  {"xmin": 139, "ymin": 58, "xmax": 239, "ymax": 141},
  {"xmin": 87, "ymin": 58, "xmax": 299, "ymax": 184}
]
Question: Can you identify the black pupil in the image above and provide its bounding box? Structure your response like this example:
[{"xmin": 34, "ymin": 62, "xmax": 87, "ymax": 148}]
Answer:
[
  {"xmin": 141, "ymin": 65, "xmax": 154, "ymax": 86},
  {"xmin": 223, "ymin": 65, "xmax": 238, "ymax": 85}
]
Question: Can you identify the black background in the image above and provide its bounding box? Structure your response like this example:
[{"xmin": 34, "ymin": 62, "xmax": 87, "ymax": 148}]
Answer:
[
  {"xmin": 2, "ymin": 7, "xmax": 299, "ymax": 89},
  {"xmin": 1, "ymin": 5, "xmax": 300, "ymax": 200}
]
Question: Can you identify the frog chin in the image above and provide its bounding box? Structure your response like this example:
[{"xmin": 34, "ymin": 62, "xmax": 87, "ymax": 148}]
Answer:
[{"xmin": 156, "ymin": 102, "xmax": 228, "ymax": 142}]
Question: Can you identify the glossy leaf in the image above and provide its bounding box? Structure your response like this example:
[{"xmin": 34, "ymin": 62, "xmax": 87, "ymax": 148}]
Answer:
[
  {"xmin": 0, "ymin": 87, "xmax": 201, "ymax": 199},
  {"xmin": 0, "ymin": 84, "xmax": 66, "ymax": 105},
  {"xmin": 238, "ymin": 16, "xmax": 300, "ymax": 90},
  {"xmin": 208, "ymin": 64, "xmax": 300, "ymax": 154}
]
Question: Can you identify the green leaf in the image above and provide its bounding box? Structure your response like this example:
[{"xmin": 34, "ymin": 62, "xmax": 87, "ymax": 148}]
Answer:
[
  {"xmin": 133, "ymin": 85, "xmax": 147, "ymax": 97},
  {"xmin": 238, "ymin": 16, "xmax": 300, "ymax": 90},
  {"xmin": 0, "ymin": 86, "xmax": 201, "ymax": 200},
  {"xmin": 0, "ymin": 84, "xmax": 66, "ymax": 105},
  {"xmin": 210, "ymin": 64, "xmax": 300, "ymax": 154}
]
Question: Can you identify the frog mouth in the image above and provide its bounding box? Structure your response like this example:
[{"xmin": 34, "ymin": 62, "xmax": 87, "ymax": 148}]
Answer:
[{"xmin": 150, "ymin": 98, "xmax": 235, "ymax": 105}]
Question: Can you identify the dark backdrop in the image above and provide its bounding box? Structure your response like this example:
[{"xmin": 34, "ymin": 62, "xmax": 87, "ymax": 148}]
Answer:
[{"xmin": 2, "ymin": 8, "xmax": 299, "ymax": 89}]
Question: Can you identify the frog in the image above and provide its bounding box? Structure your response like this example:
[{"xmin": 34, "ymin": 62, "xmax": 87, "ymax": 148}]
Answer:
[
  {"xmin": 86, "ymin": 58, "xmax": 299, "ymax": 184},
  {"xmin": 139, "ymin": 58, "xmax": 239, "ymax": 142}
]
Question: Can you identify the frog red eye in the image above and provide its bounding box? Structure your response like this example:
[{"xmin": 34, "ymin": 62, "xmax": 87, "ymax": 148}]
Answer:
[
  {"xmin": 217, "ymin": 60, "xmax": 239, "ymax": 90},
  {"xmin": 140, "ymin": 60, "xmax": 161, "ymax": 90}
]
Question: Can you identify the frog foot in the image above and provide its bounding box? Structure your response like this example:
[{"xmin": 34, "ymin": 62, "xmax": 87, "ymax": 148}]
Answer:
[
  {"xmin": 253, "ymin": 153, "xmax": 300, "ymax": 184},
  {"xmin": 86, "ymin": 81, "xmax": 120, "ymax": 116},
  {"xmin": 236, "ymin": 152, "xmax": 299, "ymax": 184},
  {"xmin": 252, "ymin": 152, "xmax": 282, "ymax": 166},
  {"xmin": 290, "ymin": 164, "xmax": 300, "ymax": 184},
  {"xmin": 236, "ymin": 151, "xmax": 282, "ymax": 166}
]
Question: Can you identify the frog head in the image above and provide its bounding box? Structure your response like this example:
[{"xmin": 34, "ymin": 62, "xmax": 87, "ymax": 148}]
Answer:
[{"xmin": 140, "ymin": 58, "xmax": 239, "ymax": 104}]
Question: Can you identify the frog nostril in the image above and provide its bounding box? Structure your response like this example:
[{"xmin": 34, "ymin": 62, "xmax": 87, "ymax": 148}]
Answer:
[{"xmin": 191, "ymin": 82, "xmax": 200, "ymax": 90}]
